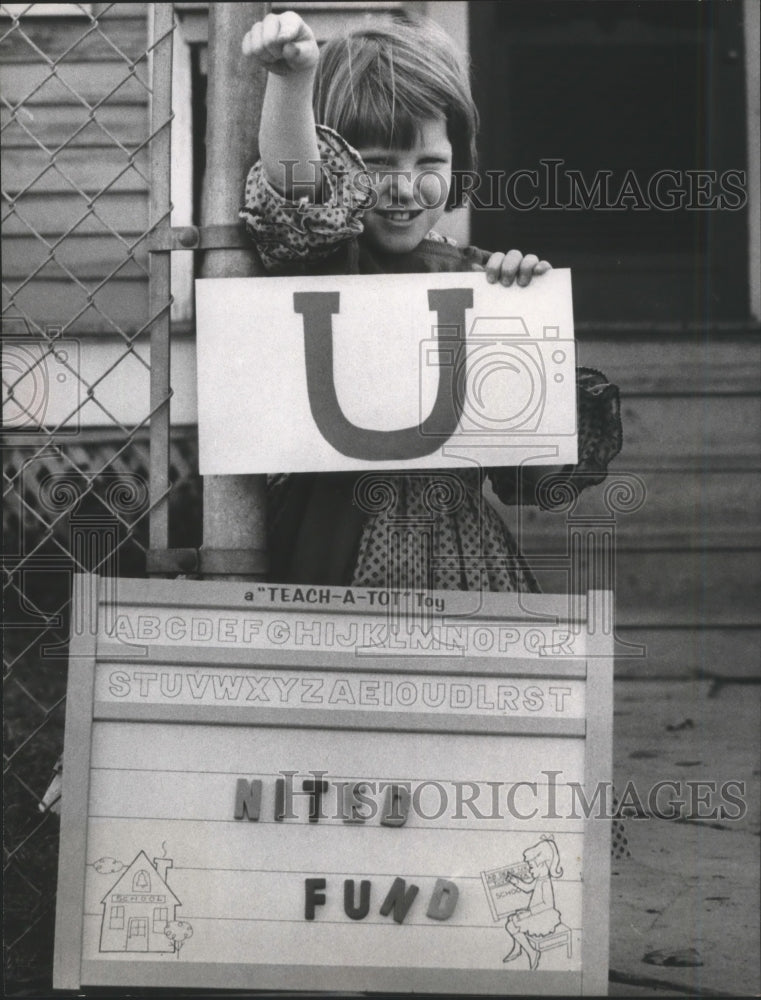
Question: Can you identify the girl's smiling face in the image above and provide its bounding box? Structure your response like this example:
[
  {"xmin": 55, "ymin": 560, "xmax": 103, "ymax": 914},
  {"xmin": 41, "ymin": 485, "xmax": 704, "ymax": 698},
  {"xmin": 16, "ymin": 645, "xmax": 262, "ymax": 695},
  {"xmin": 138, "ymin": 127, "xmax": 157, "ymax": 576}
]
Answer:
[{"xmin": 357, "ymin": 116, "xmax": 453, "ymax": 254}]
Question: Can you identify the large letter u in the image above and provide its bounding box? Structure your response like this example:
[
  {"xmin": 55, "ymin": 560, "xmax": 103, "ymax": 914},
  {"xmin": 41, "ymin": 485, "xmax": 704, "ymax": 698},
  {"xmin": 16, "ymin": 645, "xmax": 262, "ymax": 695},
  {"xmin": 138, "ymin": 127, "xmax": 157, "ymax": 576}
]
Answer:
[{"xmin": 293, "ymin": 288, "xmax": 473, "ymax": 461}]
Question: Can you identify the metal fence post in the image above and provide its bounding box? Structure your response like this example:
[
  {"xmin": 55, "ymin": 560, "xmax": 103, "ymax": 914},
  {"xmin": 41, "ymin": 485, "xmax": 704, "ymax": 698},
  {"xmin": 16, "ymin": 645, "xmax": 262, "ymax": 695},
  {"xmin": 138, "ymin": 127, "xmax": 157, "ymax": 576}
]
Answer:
[
  {"xmin": 148, "ymin": 3, "xmax": 174, "ymax": 559},
  {"xmin": 200, "ymin": 2, "xmax": 270, "ymax": 580}
]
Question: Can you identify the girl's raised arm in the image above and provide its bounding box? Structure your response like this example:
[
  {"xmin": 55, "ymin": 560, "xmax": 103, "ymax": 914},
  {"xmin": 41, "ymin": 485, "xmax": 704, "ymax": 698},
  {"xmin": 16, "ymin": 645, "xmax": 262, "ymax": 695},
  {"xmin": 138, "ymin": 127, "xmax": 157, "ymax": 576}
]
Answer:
[{"xmin": 242, "ymin": 11, "xmax": 321, "ymax": 200}]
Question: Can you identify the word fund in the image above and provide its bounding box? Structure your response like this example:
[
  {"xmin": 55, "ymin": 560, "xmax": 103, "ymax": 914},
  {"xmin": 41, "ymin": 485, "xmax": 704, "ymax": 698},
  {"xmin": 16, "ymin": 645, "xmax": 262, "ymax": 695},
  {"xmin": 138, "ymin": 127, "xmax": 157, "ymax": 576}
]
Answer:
[{"xmin": 305, "ymin": 877, "xmax": 459, "ymax": 924}]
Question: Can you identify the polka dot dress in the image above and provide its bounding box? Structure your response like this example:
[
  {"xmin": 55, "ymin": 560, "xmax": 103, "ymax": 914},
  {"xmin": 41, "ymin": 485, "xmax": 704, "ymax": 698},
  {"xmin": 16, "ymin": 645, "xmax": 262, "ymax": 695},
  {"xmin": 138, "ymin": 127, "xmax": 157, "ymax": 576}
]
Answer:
[
  {"xmin": 350, "ymin": 469, "xmax": 539, "ymax": 593},
  {"xmin": 241, "ymin": 125, "xmax": 372, "ymax": 272}
]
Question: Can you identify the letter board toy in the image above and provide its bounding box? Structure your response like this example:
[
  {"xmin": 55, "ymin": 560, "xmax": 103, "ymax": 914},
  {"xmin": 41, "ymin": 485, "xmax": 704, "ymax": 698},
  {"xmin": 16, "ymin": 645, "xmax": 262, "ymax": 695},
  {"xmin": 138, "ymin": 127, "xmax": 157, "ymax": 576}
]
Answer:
[
  {"xmin": 54, "ymin": 577, "xmax": 612, "ymax": 994},
  {"xmin": 195, "ymin": 270, "xmax": 577, "ymax": 474}
]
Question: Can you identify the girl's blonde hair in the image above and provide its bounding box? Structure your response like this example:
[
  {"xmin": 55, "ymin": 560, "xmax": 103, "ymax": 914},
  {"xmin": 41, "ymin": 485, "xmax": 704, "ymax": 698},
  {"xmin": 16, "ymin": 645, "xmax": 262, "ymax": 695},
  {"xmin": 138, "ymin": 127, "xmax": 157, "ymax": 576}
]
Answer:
[{"xmin": 313, "ymin": 14, "xmax": 478, "ymax": 209}]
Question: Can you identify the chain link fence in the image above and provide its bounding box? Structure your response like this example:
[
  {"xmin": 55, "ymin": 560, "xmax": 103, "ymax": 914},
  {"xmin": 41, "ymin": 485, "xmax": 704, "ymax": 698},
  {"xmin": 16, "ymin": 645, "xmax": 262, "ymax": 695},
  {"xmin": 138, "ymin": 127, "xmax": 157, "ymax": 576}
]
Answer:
[{"xmin": 2, "ymin": 3, "xmax": 192, "ymax": 988}]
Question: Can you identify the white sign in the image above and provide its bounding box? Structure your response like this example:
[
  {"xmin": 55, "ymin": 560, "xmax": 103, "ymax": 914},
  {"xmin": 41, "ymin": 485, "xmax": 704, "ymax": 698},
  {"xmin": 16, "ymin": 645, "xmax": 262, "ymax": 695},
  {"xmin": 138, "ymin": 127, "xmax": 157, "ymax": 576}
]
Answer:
[
  {"xmin": 195, "ymin": 271, "xmax": 577, "ymax": 474},
  {"xmin": 54, "ymin": 578, "xmax": 612, "ymax": 995}
]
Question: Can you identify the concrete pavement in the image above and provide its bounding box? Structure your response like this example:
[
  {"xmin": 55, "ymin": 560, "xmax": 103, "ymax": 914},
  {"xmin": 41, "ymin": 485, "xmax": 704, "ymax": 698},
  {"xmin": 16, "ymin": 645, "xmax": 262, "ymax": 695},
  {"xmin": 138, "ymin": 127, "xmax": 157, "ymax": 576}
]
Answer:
[{"xmin": 608, "ymin": 679, "xmax": 760, "ymax": 996}]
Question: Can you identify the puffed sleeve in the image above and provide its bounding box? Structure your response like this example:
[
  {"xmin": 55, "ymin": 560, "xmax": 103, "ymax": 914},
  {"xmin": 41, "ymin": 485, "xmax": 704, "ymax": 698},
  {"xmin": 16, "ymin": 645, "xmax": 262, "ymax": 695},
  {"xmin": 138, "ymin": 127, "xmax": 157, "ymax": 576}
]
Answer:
[
  {"xmin": 488, "ymin": 367, "xmax": 623, "ymax": 508},
  {"xmin": 240, "ymin": 124, "xmax": 373, "ymax": 271}
]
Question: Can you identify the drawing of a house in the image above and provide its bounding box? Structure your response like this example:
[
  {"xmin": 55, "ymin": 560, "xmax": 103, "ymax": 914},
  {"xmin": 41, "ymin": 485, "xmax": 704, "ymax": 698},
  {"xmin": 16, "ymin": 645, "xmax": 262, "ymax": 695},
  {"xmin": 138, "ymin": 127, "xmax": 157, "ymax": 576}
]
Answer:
[{"xmin": 99, "ymin": 851, "xmax": 180, "ymax": 953}]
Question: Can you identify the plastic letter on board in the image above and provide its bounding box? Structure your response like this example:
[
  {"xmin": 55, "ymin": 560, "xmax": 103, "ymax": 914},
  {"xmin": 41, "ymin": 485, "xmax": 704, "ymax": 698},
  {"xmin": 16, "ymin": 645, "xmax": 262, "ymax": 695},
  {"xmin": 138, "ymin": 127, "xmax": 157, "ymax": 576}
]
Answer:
[
  {"xmin": 305, "ymin": 878, "xmax": 327, "ymax": 920},
  {"xmin": 342, "ymin": 782, "xmax": 369, "ymax": 824},
  {"xmin": 302, "ymin": 778, "xmax": 330, "ymax": 823},
  {"xmin": 344, "ymin": 879, "xmax": 372, "ymax": 920},
  {"xmin": 380, "ymin": 784, "xmax": 410, "ymax": 827},
  {"xmin": 274, "ymin": 777, "xmax": 285, "ymax": 821},
  {"xmin": 379, "ymin": 878, "xmax": 419, "ymax": 924},
  {"xmin": 426, "ymin": 878, "xmax": 459, "ymax": 920},
  {"xmin": 234, "ymin": 778, "xmax": 262, "ymax": 821}
]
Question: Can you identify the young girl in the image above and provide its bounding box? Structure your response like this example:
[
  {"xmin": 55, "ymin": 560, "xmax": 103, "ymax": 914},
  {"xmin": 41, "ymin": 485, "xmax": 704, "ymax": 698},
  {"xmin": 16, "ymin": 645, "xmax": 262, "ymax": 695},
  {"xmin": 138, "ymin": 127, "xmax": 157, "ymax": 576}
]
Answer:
[
  {"xmin": 240, "ymin": 10, "xmax": 621, "ymax": 593},
  {"xmin": 503, "ymin": 836, "xmax": 565, "ymax": 970}
]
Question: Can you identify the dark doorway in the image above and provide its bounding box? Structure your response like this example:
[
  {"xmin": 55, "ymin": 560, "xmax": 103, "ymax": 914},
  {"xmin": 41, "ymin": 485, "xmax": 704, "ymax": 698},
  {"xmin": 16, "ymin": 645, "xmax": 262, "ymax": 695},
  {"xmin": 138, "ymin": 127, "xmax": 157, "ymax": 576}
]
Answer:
[{"xmin": 469, "ymin": 0, "xmax": 748, "ymax": 323}]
